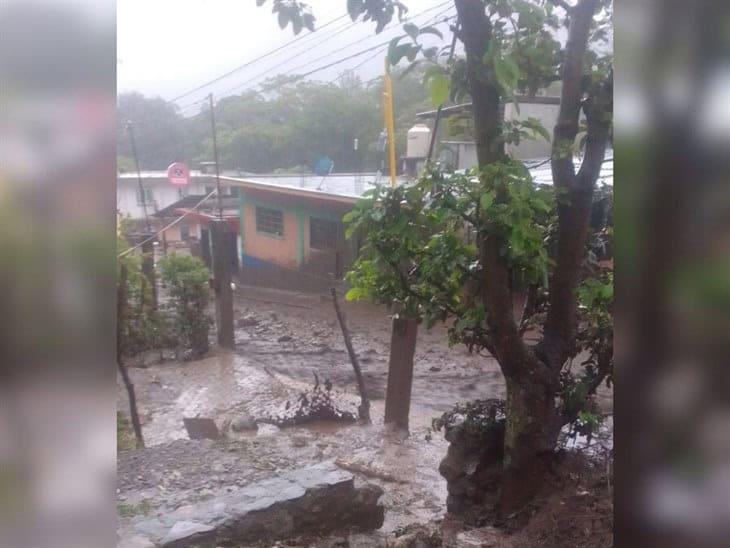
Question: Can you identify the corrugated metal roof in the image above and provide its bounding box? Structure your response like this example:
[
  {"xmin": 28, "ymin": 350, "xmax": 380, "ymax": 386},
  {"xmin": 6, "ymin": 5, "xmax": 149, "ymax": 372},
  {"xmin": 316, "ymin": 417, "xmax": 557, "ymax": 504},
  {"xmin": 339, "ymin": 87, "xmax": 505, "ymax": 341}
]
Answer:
[
  {"xmin": 223, "ymin": 172, "xmax": 398, "ymax": 200},
  {"xmin": 119, "ymin": 154, "xmax": 613, "ymax": 206}
]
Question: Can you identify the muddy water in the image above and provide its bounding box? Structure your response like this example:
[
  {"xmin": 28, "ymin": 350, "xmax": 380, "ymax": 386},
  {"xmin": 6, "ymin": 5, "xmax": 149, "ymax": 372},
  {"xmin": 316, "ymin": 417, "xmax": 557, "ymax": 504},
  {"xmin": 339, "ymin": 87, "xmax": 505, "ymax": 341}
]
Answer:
[
  {"xmin": 118, "ymin": 286, "xmax": 611, "ymax": 537},
  {"xmin": 125, "ymin": 287, "xmax": 508, "ymax": 447},
  {"xmin": 118, "ymin": 288, "xmax": 512, "ymax": 533}
]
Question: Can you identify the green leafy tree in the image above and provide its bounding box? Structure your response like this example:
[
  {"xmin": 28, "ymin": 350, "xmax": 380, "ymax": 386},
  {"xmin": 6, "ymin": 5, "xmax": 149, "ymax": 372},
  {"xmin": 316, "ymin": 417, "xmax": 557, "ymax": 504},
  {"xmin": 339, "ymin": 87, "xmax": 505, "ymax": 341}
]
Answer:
[
  {"xmin": 119, "ymin": 65, "xmax": 431, "ymax": 175},
  {"xmin": 117, "ymin": 92, "xmax": 186, "ymax": 170},
  {"xmin": 265, "ymin": 0, "xmax": 613, "ymax": 517}
]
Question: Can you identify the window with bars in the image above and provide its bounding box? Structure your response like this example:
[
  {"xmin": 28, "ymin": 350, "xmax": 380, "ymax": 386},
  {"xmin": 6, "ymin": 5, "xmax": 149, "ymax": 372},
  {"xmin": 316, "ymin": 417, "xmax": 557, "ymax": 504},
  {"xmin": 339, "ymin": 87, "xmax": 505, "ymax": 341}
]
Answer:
[
  {"xmin": 255, "ymin": 206, "xmax": 284, "ymax": 237},
  {"xmin": 309, "ymin": 217, "xmax": 338, "ymax": 250},
  {"xmin": 136, "ymin": 187, "xmax": 154, "ymax": 205}
]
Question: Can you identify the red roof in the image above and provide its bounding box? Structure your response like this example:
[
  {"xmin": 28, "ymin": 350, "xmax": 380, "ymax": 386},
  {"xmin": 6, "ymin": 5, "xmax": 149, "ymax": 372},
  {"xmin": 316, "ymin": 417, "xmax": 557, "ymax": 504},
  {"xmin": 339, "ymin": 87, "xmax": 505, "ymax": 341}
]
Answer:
[{"xmin": 173, "ymin": 209, "xmax": 239, "ymax": 232}]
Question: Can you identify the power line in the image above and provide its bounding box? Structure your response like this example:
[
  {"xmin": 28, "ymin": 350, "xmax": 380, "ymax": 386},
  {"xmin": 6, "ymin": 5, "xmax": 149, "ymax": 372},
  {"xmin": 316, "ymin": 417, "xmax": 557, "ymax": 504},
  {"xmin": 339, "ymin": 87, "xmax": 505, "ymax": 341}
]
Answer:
[
  {"xmin": 117, "ymin": 188, "xmax": 219, "ymax": 258},
  {"xmin": 166, "ymin": 12, "xmax": 349, "ymax": 105},
  {"xmin": 215, "ymin": 3, "xmax": 455, "ymax": 102},
  {"xmin": 176, "ymin": 3, "xmax": 454, "ymax": 112},
  {"xmin": 211, "ymin": 17, "xmax": 361, "ymax": 102}
]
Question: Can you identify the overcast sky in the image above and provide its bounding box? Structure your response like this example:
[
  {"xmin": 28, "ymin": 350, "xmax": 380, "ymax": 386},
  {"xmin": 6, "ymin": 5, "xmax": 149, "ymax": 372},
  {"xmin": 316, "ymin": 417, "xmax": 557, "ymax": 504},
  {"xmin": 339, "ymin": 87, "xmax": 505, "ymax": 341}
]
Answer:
[{"xmin": 117, "ymin": 0, "xmax": 456, "ymax": 112}]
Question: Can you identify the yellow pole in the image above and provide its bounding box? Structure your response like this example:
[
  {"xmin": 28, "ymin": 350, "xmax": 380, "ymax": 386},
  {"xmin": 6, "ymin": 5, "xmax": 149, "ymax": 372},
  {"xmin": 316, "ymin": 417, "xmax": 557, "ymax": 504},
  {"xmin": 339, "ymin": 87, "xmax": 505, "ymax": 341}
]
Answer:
[{"xmin": 383, "ymin": 58, "xmax": 397, "ymax": 187}]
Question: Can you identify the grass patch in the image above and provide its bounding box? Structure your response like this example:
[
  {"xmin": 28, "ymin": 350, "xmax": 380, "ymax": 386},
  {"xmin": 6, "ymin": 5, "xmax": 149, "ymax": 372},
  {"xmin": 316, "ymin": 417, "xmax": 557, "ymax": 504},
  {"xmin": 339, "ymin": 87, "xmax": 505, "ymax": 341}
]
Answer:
[
  {"xmin": 117, "ymin": 499, "xmax": 152, "ymax": 518},
  {"xmin": 117, "ymin": 411, "xmax": 136, "ymax": 452}
]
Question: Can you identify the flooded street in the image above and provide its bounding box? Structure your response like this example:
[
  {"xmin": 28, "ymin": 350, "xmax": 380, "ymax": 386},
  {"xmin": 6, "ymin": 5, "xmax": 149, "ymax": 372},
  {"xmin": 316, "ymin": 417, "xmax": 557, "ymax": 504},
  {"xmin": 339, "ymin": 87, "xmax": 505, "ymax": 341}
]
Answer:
[
  {"xmin": 117, "ymin": 285, "xmax": 612, "ymax": 545},
  {"xmin": 117, "ymin": 285, "xmax": 509, "ymax": 541},
  {"xmin": 120, "ymin": 285, "xmax": 508, "ymax": 446}
]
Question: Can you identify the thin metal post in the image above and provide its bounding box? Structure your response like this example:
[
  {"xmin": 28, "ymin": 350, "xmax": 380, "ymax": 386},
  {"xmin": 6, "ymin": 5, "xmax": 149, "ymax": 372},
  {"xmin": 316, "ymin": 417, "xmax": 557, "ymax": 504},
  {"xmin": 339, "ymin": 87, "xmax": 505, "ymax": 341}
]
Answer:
[
  {"xmin": 126, "ymin": 120, "xmax": 151, "ymax": 232},
  {"xmin": 208, "ymin": 93, "xmax": 224, "ymax": 220},
  {"xmin": 426, "ymin": 23, "xmax": 460, "ymax": 164}
]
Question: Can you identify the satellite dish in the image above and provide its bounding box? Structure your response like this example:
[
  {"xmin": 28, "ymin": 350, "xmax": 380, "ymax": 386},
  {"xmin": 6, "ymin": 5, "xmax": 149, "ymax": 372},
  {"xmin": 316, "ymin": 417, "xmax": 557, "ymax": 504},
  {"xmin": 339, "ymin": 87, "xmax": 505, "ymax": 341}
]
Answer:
[{"xmin": 313, "ymin": 156, "xmax": 333, "ymax": 176}]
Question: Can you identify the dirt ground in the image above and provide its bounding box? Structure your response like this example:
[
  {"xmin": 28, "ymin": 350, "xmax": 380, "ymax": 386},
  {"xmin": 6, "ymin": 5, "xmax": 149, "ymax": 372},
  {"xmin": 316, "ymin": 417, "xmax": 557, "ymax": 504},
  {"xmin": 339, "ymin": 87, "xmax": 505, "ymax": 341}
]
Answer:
[{"xmin": 117, "ymin": 284, "xmax": 613, "ymax": 546}]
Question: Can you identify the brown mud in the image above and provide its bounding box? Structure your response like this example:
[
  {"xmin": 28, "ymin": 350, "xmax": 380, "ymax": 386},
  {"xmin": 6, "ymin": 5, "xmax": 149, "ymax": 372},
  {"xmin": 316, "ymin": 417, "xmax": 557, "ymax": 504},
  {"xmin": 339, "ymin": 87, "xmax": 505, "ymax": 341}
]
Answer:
[{"xmin": 117, "ymin": 285, "xmax": 612, "ymax": 546}]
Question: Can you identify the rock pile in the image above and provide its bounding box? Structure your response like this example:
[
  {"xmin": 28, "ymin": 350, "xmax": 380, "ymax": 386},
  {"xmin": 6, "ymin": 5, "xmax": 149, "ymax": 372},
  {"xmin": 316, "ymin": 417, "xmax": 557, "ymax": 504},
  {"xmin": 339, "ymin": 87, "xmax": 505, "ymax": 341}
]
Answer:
[{"xmin": 435, "ymin": 399, "xmax": 506, "ymax": 523}]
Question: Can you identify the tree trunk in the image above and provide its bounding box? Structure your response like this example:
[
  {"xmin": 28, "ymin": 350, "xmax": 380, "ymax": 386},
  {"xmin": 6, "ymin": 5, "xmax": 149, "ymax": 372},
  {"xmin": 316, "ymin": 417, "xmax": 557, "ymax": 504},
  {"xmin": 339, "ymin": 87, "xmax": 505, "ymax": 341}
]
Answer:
[
  {"xmin": 497, "ymin": 375, "xmax": 560, "ymax": 519},
  {"xmin": 117, "ymin": 264, "xmax": 145, "ymax": 449},
  {"xmin": 384, "ymin": 316, "xmax": 418, "ymax": 432},
  {"xmin": 451, "ymin": 0, "xmax": 607, "ymax": 519}
]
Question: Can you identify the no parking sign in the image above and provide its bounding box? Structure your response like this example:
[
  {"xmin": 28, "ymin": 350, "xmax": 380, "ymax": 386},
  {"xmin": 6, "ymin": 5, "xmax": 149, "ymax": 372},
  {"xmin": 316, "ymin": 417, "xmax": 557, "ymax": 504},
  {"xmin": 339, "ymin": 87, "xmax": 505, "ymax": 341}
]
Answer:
[{"xmin": 167, "ymin": 162, "xmax": 190, "ymax": 186}]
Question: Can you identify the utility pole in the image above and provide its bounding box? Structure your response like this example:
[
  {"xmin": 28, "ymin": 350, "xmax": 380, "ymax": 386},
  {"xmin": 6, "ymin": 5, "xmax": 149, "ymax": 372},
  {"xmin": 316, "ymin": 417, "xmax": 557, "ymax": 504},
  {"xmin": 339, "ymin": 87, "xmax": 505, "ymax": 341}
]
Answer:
[
  {"xmin": 208, "ymin": 93, "xmax": 224, "ymax": 220},
  {"xmin": 426, "ymin": 25, "xmax": 460, "ymax": 163},
  {"xmin": 207, "ymin": 93, "xmax": 234, "ymax": 349},
  {"xmin": 126, "ymin": 120, "xmax": 157, "ymax": 307},
  {"xmin": 126, "ymin": 120, "xmax": 151, "ymax": 232}
]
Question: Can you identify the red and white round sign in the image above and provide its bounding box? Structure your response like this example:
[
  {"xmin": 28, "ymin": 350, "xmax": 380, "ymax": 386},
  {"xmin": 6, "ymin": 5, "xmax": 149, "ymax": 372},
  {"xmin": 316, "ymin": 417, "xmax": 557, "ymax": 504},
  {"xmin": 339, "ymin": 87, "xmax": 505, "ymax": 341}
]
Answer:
[{"xmin": 167, "ymin": 162, "xmax": 190, "ymax": 186}]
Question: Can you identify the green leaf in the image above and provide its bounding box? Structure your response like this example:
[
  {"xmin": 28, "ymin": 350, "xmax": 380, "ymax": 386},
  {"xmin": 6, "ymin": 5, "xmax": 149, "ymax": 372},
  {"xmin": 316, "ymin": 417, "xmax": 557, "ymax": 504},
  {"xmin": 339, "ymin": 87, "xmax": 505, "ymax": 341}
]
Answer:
[
  {"xmin": 302, "ymin": 13, "xmax": 315, "ymax": 32},
  {"xmin": 403, "ymin": 22, "xmax": 419, "ymax": 40},
  {"xmin": 418, "ymin": 26, "xmax": 443, "ymax": 39},
  {"xmin": 291, "ymin": 14, "xmax": 303, "ymax": 35},
  {"xmin": 346, "ymin": 287, "xmax": 369, "ymax": 301},
  {"xmin": 480, "ymin": 191, "xmax": 495, "ymax": 212},
  {"xmin": 428, "ymin": 72, "xmax": 450, "ymax": 107},
  {"xmin": 400, "ymin": 60, "xmax": 421, "ymax": 79},
  {"xmin": 388, "ymin": 38, "xmax": 411, "ymax": 66},
  {"xmin": 347, "ymin": 0, "xmax": 363, "ymax": 21},
  {"xmin": 422, "ymin": 47, "xmax": 438, "ymax": 60},
  {"xmin": 256, "ymin": 0, "xmax": 266, "ymax": 6},
  {"xmin": 277, "ymin": 10, "xmax": 289, "ymax": 29},
  {"xmin": 531, "ymin": 197, "xmax": 551, "ymax": 213},
  {"xmin": 493, "ymin": 54, "xmax": 520, "ymax": 93},
  {"xmin": 405, "ymin": 44, "xmax": 421, "ymax": 62}
]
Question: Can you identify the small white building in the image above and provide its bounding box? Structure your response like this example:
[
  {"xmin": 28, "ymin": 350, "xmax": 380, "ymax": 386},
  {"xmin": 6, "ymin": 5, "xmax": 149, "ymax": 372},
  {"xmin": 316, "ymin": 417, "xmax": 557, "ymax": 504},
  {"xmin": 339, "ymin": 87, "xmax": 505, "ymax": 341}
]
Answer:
[{"xmin": 116, "ymin": 168, "xmax": 234, "ymax": 220}]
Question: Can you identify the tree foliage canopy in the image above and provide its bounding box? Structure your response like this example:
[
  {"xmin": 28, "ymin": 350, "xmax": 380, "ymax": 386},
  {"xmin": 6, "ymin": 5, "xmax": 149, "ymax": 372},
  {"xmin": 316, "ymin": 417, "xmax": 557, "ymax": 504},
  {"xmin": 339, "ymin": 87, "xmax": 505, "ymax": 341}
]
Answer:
[
  {"xmin": 338, "ymin": 0, "xmax": 613, "ymax": 475},
  {"xmin": 118, "ymin": 68, "xmax": 431, "ymax": 173}
]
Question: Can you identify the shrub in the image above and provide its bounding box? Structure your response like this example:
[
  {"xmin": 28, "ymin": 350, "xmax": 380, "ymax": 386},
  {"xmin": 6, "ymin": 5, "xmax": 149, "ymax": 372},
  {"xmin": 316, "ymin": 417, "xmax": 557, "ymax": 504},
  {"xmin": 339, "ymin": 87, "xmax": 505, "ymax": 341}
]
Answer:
[
  {"xmin": 158, "ymin": 253, "xmax": 211, "ymax": 358},
  {"xmin": 117, "ymin": 233, "xmax": 168, "ymax": 357}
]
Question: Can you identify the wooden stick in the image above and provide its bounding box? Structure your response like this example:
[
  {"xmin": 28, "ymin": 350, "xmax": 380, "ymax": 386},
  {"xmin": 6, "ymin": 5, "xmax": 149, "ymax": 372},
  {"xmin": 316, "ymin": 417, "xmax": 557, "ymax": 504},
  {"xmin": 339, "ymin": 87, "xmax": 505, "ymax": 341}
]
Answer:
[
  {"xmin": 330, "ymin": 287, "xmax": 371, "ymax": 423},
  {"xmin": 335, "ymin": 458, "xmax": 407, "ymax": 484},
  {"xmin": 117, "ymin": 264, "xmax": 145, "ymax": 449}
]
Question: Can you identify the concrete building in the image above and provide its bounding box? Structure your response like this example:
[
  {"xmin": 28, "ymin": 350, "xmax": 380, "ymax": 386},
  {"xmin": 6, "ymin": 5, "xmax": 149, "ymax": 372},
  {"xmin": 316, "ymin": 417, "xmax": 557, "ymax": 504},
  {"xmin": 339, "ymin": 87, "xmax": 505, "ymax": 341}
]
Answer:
[
  {"xmin": 116, "ymin": 169, "xmax": 236, "ymax": 222},
  {"xmin": 413, "ymin": 95, "xmax": 563, "ymax": 170},
  {"xmin": 221, "ymin": 172, "xmax": 397, "ymax": 291}
]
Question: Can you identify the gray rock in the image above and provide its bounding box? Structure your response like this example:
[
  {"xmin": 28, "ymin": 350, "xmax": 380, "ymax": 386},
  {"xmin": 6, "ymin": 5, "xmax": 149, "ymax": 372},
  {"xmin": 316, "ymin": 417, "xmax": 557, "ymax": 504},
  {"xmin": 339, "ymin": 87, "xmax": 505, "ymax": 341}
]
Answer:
[
  {"xmin": 117, "ymin": 534, "xmax": 156, "ymax": 548},
  {"xmin": 121, "ymin": 462, "xmax": 384, "ymax": 548},
  {"xmin": 231, "ymin": 415, "xmax": 257, "ymax": 432},
  {"xmin": 132, "ymin": 518, "xmax": 169, "ymax": 543},
  {"xmin": 347, "ymin": 532, "xmax": 389, "ymax": 548},
  {"xmin": 236, "ymin": 316, "xmax": 259, "ymax": 327},
  {"xmin": 277, "ymin": 335, "xmax": 293, "ymax": 342},
  {"xmin": 161, "ymin": 521, "xmax": 216, "ymax": 548}
]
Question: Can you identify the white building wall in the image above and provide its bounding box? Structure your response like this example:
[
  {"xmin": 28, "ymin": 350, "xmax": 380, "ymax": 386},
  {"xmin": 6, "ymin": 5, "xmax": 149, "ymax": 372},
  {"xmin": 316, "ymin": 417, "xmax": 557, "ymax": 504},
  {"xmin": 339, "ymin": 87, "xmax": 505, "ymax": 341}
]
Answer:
[
  {"xmin": 116, "ymin": 175, "xmax": 215, "ymax": 220},
  {"xmin": 504, "ymin": 102, "xmax": 559, "ymax": 160}
]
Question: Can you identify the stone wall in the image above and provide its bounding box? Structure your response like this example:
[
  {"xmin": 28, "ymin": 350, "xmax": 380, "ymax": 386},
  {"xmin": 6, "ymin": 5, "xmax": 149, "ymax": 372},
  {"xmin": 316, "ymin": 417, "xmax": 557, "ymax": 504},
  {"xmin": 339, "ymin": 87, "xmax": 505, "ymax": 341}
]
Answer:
[{"xmin": 119, "ymin": 462, "xmax": 384, "ymax": 547}]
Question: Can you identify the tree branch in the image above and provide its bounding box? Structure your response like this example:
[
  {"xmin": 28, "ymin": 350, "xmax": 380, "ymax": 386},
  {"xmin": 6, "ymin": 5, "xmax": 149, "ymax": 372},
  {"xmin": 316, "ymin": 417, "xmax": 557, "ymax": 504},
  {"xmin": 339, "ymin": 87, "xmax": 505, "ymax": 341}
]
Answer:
[
  {"xmin": 541, "ymin": 0, "xmax": 608, "ymax": 370},
  {"xmin": 548, "ymin": 0, "xmax": 576, "ymax": 14},
  {"xmin": 455, "ymin": 0, "xmax": 537, "ymax": 380}
]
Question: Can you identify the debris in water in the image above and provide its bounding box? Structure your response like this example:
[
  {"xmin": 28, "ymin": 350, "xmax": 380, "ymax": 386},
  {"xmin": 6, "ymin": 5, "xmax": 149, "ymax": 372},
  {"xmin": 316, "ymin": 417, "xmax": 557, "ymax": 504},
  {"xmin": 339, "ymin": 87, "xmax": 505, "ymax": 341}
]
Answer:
[{"xmin": 183, "ymin": 417, "xmax": 220, "ymax": 440}]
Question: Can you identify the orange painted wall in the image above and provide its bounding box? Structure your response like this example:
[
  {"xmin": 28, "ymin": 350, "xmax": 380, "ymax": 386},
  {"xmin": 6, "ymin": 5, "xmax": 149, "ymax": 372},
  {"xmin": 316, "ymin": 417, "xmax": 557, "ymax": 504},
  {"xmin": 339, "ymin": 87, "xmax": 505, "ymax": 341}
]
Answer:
[{"xmin": 242, "ymin": 202, "xmax": 299, "ymax": 268}]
